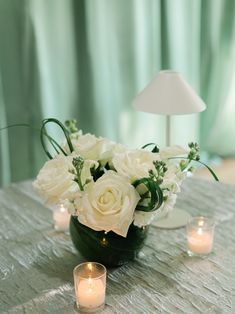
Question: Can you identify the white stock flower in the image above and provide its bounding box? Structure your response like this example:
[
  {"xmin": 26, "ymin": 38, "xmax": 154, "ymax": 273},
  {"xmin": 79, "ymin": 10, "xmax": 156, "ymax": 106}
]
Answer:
[
  {"xmin": 160, "ymin": 161, "xmax": 187, "ymax": 194},
  {"xmin": 113, "ymin": 149, "xmax": 160, "ymax": 183},
  {"xmin": 80, "ymin": 159, "xmax": 99, "ymax": 186},
  {"xmin": 75, "ymin": 170, "xmax": 140, "ymax": 237},
  {"xmin": 63, "ymin": 199, "xmax": 77, "ymax": 215},
  {"xmin": 159, "ymin": 194, "xmax": 178, "ymax": 216},
  {"xmin": 33, "ymin": 155, "xmax": 79, "ymax": 204},
  {"xmin": 160, "ymin": 164, "xmax": 181, "ymax": 193},
  {"xmin": 133, "ymin": 193, "xmax": 178, "ymax": 227},
  {"xmin": 133, "ymin": 210, "xmax": 157, "ymax": 228}
]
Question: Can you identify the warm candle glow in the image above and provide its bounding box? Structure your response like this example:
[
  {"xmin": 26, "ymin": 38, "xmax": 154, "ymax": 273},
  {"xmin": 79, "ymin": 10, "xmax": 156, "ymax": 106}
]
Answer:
[
  {"xmin": 87, "ymin": 263, "xmax": 93, "ymax": 271},
  {"xmin": 186, "ymin": 217, "xmax": 215, "ymax": 256},
  {"xmin": 60, "ymin": 204, "xmax": 66, "ymax": 212},
  {"xmin": 53, "ymin": 203, "xmax": 70, "ymax": 231},
  {"xmin": 187, "ymin": 230, "xmax": 213, "ymax": 254},
  {"xmin": 76, "ymin": 278, "xmax": 105, "ymax": 309},
  {"xmin": 197, "ymin": 227, "xmax": 203, "ymax": 235},
  {"xmin": 74, "ymin": 262, "xmax": 106, "ymax": 313},
  {"xmin": 198, "ymin": 220, "xmax": 204, "ymax": 227}
]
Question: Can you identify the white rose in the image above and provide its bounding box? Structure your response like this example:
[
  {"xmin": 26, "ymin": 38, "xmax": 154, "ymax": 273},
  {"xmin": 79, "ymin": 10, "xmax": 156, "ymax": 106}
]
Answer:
[
  {"xmin": 102, "ymin": 143, "xmax": 128, "ymax": 167},
  {"xmin": 70, "ymin": 133, "xmax": 115, "ymax": 162},
  {"xmin": 113, "ymin": 149, "xmax": 160, "ymax": 183},
  {"xmin": 75, "ymin": 170, "xmax": 140, "ymax": 237},
  {"xmin": 72, "ymin": 133, "xmax": 103, "ymax": 160},
  {"xmin": 63, "ymin": 131, "xmax": 128, "ymax": 166},
  {"xmin": 33, "ymin": 155, "xmax": 79, "ymax": 204},
  {"xmin": 160, "ymin": 145, "xmax": 188, "ymax": 159}
]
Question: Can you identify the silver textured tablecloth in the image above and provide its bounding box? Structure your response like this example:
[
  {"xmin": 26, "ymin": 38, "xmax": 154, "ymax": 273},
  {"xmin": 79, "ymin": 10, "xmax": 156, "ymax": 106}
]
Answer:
[{"xmin": 0, "ymin": 178, "xmax": 235, "ymax": 314}]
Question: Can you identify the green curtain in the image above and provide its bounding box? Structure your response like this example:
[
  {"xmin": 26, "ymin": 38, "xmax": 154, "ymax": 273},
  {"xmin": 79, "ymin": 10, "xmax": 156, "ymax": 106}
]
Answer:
[
  {"xmin": 200, "ymin": 0, "xmax": 235, "ymax": 156},
  {"xmin": 0, "ymin": 0, "xmax": 235, "ymax": 187}
]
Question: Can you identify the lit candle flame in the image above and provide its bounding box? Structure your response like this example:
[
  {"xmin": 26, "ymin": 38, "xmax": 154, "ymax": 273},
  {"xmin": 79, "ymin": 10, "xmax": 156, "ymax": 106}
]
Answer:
[
  {"xmin": 60, "ymin": 204, "xmax": 66, "ymax": 212},
  {"xmin": 198, "ymin": 220, "xmax": 204, "ymax": 227},
  {"xmin": 87, "ymin": 263, "xmax": 93, "ymax": 271}
]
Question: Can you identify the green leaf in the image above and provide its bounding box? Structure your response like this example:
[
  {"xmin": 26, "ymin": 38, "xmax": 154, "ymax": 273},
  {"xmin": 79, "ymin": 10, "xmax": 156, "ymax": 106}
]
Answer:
[
  {"xmin": 195, "ymin": 160, "xmax": 219, "ymax": 181},
  {"xmin": 40, "ymin": 118, "xmax": 74, "ymax": 159},
  {"xmin": 132, "ymin": 177, "xmax": 163, "ymax": 212},
  {"xmin": 168, "ymin": 156, "xmax": 219, "ymax": 182},
  {"xmin": 141, "ymin": 143, "xmax": 160, "ymax": 153}
]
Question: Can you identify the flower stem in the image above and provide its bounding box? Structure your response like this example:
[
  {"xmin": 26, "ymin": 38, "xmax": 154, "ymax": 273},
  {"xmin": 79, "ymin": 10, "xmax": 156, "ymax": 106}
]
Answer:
[{"xmin": 169, "ymin": 156, "xmax": 219, "ymax": 181}]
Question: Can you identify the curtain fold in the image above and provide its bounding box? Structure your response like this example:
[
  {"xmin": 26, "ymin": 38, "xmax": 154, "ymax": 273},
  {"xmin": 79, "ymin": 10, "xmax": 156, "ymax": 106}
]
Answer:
[
  {"xmin": 0, "ymin": 72, "xmax": 11, "ymax": 184},
  {"xmin": 0, "ymin": 0, "xmax": 235, "ymax": 186},
  {"xmin": 0, "ymin": 0, "xmax": 39, "ymax": 185},
  {"xmin": 200, "ymin": 0, "xmax": 235, "ymax": 156}
]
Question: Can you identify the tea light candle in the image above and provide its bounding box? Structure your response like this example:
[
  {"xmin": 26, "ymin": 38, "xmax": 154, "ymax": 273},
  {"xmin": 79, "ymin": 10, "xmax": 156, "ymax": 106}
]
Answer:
[
  {"xmin": 74, "ymin": 262, "xmax": 106, "ymax": 313},
  {"xmin": 53, "ymin": 204, "xmax": 70, "ymax": 231},
  {"xmin": 187, "ymin": 228, "xmax": 213, "ymax": 254},
  {"xmin": 77, "ymin": 277, "xmax": 105, "ymax": 308},
  {"xmin": 186, "ymin": 216, "xmax": 215, "ymax": 256}
]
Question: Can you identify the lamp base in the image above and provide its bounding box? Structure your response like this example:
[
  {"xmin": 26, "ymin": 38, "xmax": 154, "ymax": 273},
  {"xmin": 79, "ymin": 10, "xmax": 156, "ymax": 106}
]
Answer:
[{"xmin": 153, "ymin": 208, "xmax": 191, "ymax": 229}]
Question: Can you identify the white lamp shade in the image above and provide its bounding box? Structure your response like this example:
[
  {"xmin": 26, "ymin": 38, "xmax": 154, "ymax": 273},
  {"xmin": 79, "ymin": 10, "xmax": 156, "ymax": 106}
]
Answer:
[{"xmin": 133, "ymin": 70, "xmax": 206, "ymax": 115}]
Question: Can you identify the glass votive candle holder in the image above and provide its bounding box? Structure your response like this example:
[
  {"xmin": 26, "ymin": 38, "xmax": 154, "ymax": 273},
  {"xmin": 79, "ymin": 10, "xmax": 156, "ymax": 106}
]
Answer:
[
  {"xmin": 73, "ymin": 262, "xmax": 106, "ymax": 313},
  {"xmin": 53, "ymin": 204, "xmax": 70, "ymax": 232},
  {"xmin": 186, "ymin": 216, "xmax": 215, "ymax": 256}
]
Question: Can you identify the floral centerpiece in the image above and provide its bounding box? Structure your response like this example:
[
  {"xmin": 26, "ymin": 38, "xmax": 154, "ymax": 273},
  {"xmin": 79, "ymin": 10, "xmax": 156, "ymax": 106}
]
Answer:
[{"xmin": 34, "ymin": 118, "xmax": 218, "ymax": 266}]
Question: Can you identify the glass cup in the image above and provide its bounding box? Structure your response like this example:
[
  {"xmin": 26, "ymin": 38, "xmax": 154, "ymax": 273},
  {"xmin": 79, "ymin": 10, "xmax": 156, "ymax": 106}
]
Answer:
[
  {"xmin": 73, "ymin": 262, "xmax": 106, "ymax": 313},
  {"xmin": 186, "ymin": 216, "xmax": 215, "ymax": 256}
]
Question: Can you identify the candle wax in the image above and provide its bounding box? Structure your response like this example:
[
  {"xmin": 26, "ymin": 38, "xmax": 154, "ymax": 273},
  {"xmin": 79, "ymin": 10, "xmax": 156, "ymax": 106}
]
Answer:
[
  {"xmin": 53, "ymin": 205, "xmax": 70, "ymax": 231},
  {"xmin": 76, "ymin": 278, "xmax": 105, "ymax": 309},
  {"xmin": 187, "ymin": 229, "xmax": 213, "ymax": 254}
]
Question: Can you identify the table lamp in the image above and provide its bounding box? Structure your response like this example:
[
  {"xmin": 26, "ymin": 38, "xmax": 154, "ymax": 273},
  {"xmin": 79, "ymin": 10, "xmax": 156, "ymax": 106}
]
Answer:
[{"xmin": 133, "ymin": 70, "xmax": 206, "ymax": 228}]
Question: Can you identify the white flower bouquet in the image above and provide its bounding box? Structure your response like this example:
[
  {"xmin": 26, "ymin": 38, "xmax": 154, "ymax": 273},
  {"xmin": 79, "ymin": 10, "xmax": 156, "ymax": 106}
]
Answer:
[{"xmin": 34, "ymin": 118, "xmax": 218, "ymax": 240}]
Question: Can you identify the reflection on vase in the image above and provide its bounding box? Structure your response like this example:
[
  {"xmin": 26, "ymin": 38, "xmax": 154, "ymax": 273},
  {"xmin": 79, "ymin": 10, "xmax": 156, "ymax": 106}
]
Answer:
[{"xmin": 70, "ymin": 216, "xmax": 149, "ymax": 267}]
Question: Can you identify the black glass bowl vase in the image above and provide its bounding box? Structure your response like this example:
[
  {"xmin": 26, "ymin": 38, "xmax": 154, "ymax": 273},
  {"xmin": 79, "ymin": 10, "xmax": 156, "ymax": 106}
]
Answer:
[{"xmin": 69, "ymin": 216, "xmax": 149, "ymax": 267}]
